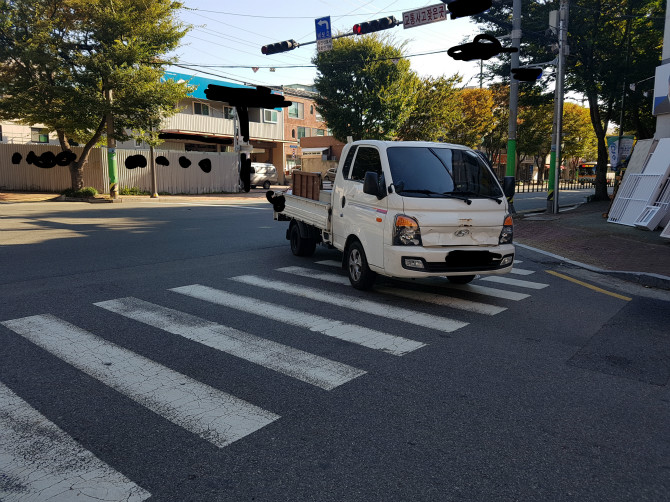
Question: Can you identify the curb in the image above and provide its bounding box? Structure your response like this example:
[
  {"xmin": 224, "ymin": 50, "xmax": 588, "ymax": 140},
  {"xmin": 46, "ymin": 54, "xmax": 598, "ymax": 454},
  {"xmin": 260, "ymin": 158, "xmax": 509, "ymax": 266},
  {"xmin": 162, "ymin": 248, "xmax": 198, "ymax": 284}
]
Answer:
[
  {"xmin": 56, "ymin": 195, "xmax": 121, "ymax": 203},
  {"xmin": 516, "ymin": 243, "xmax": 670, "ymax": 291}
]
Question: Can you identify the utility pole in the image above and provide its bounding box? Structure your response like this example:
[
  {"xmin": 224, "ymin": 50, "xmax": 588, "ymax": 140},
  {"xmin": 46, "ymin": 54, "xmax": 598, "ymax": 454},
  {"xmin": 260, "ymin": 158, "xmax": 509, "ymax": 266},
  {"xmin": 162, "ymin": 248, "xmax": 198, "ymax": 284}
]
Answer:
[
  {"xmin": 106, "ymin": 87, "xmax": 118, "ymax": 199},
  {"xmin": 505, "ymin": 0, "xmax": 522, "ymax": 213},
  {"xmin": 548, "ymin": 0, "xmax": 569, "ymax": 214}
]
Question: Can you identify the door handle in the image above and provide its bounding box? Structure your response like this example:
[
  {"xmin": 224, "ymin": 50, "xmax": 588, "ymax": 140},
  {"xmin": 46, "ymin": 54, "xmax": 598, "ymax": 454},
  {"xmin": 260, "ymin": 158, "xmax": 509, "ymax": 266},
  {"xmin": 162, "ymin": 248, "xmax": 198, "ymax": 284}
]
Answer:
[{"xmin": 341, "ymin": 196, "xmax": 346, "ymax": 208}]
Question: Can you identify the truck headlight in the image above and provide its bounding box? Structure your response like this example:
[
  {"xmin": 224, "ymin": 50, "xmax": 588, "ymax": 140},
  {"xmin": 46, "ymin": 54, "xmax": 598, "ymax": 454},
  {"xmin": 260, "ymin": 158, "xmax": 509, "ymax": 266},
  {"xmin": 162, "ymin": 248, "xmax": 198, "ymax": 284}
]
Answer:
[
  {"xmin": 499, "ymin": 214, "xmax": 513, "ymax": 244},
  {"xmin": 394, "ymin": 215, "xmax": 422, "ymax": 246}
]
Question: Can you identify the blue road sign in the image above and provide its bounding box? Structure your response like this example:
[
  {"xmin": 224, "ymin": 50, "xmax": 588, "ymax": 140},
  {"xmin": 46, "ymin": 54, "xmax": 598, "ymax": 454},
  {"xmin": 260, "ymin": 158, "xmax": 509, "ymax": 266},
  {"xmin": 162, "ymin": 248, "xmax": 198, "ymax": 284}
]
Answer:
[{"xmin": 315, "ymin": 16, "xmax": 332, "ymax": 40}]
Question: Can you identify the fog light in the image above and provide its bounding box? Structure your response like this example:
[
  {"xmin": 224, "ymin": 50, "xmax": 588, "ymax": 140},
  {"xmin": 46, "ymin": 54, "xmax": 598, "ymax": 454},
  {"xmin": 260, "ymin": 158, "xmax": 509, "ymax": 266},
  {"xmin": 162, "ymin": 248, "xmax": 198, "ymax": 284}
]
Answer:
[
  {"xmin": 500, "ymin": 255, "xmax": 514, "ymax": 266},
  {"xmin": 403, "ymin": 258, "xmax": 425, "ymax": 269}
]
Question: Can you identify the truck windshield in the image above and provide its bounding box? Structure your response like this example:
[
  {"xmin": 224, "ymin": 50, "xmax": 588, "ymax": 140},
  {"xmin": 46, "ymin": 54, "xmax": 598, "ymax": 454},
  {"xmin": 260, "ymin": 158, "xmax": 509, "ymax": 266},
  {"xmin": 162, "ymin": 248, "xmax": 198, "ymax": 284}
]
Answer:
[{"xmin": 386, "ymin": 147, "xmax": 503, "ymax": 199}]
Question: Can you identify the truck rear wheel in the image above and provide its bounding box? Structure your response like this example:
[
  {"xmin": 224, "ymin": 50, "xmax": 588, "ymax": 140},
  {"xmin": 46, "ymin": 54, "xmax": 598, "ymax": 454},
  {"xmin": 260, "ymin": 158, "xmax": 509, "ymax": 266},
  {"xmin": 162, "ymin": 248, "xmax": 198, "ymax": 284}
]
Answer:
[
  {"xmin": 290, "ymin": 223, "xmax": 316, "ymax": 257},
  {"xmin": 346, "ymin": 241, "xmax": 376, "ymax": 290}
]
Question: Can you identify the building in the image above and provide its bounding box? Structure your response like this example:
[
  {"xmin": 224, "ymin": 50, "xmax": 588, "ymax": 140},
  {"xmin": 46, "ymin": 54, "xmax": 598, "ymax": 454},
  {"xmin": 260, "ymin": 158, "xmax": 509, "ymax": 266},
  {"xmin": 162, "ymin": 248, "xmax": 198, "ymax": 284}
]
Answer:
[{"xmin": 280, "ymin": 85, "xmax": 329, "ymax": 176}]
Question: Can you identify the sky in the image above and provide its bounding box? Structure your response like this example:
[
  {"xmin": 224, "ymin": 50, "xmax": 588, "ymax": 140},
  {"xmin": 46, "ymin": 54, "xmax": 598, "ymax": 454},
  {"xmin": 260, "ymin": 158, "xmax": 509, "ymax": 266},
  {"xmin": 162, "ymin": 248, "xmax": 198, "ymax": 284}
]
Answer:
[{"xmin": 167, "ymin": 0, "xmax": 494, "ymax": 89}]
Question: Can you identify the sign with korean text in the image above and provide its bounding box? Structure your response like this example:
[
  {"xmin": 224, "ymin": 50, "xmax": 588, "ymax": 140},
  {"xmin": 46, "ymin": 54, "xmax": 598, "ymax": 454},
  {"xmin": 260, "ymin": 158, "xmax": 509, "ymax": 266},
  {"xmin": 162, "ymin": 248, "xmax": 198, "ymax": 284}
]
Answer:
[
  {"xmin": 402, "ymin": 4, "xmax": 448, "ymax": 29},
  {"xmin": 315, "ymin": 16, "xmax": 333, "ymax": 52}
]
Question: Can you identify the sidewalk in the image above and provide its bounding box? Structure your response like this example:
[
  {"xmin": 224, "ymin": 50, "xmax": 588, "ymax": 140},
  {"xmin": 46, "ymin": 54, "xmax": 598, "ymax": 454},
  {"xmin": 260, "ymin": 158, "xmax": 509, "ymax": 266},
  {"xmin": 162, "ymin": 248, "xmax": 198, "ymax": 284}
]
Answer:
[
  {"xmin": 2, "ymin": 190, "xmax": 669, "ymax": 290},
  {"xmin": 514, "ymin": 200, "xmax": 670, "ymax": 290}
]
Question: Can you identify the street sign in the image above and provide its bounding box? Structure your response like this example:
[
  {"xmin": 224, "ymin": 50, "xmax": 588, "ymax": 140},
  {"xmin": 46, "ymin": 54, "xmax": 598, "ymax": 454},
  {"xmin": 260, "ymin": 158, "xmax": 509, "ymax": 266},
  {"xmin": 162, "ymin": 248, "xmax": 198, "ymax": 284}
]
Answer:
[
  {"xmin": 402, "ymin": 3, "xmax": 448, "ymax": 29},
  {"xmin": 315, "ymin": 16, "xmax": 332, "ymax": 53}
]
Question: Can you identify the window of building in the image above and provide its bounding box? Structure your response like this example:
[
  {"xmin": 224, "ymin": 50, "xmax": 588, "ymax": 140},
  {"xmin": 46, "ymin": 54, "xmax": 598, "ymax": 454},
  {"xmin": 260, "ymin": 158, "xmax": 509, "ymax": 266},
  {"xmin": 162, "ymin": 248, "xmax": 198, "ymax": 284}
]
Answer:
[
  {"xmin": 310, "ymin": 105, "xmax": 314, "ymax": 114},
  {"xmin": 248, "ymin": 108, "xmax": 261, "ymax": 123},
  {"xmin": 297, "ymin": 126, "xmax": 308, "ymax": 139},
  {"xmin": 194, "ymin": 102, "xmax": 209, "ymax": 116},
  {"xmin": 292, "ymin": 129, "xmax": 296, "ymax": 138},
  {"xmin": 31, "ymin": 128, "xmax": 49, "ymax": 143},
  {"xmin": 0, "ymin": 125, "xmax": 3, "ymax": 142},
  {"xmin": 288, "ymin": 102, "xmax": 304, "ymax": 119},
  {"xmin": 315, "ymin": 111, "xmax": 323, "ymax": 122},
  {"xmin": 263, "ymin": 109, "xmax": 278, "ymax": 123},
  {"xmin": 224, "ymin": 106, "xmax": 235, "ymax": 119},
  {"xmin": 314, "ymin": 128, "xmax": 325, "ymax": 136},
  {"xmin": 135, "ymin": 139, "xmax": 143, "ymax": 147}
]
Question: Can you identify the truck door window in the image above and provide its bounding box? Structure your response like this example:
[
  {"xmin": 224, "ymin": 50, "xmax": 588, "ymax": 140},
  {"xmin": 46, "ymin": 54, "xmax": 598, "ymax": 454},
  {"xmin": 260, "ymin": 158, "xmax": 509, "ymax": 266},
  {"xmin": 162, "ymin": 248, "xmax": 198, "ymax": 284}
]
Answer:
[
  {"xmin": 349, "ymin": 147, "xmax": 382, "ymax": 182},
  {"xmin": 341, "ymin": 146, "xmax": 358, "ymax": 179}
]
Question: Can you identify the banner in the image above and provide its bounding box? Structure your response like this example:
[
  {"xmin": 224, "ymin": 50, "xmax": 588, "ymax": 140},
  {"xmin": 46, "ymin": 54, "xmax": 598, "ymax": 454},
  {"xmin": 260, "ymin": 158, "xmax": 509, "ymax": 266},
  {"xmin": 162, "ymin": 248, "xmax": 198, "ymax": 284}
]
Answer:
[{"xmin": 607, "ymin": 135, "xmax": 635, "ymax": 169}]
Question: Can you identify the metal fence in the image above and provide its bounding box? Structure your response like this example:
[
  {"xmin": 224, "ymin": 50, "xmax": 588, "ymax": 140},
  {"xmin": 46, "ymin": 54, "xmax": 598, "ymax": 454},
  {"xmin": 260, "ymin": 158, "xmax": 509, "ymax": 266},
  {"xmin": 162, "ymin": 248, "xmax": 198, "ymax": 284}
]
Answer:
[
  {"xmin": 511, "ymin": 180, "xmax": 611, "ymax": 193},
  {"xmin": 0, "ymin": 144, "xmax": 239, "ymax": 194}
]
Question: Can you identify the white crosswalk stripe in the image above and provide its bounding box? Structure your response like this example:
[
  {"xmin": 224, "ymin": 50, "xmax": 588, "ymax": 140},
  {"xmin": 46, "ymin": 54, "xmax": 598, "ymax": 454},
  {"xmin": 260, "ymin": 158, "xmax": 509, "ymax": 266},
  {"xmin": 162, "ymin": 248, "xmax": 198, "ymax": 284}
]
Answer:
[
  {"xmin": 509, "ymin": 267, "xmax": 535, "ymax": 276},
  {"xmin": 0, "ymin": 382, "xmax": 151, "ymax": 502},
  {"xmin": 95, "ymin": 297, "xmax": 365, "ymax": 391},
  {"xmin": 1, "ymin": 314, "xmax": 279, "ymax": 448},
  {"xmin": 479, "ymin": 276, "xmax": 549, "ymax": 289},
  {"xmin": 277, "ymin": 266, "xmax": 351, "ymax": 285},
  {"xmin": 230, "ymin": 275, "xmax": 470, "ymax": 331},
  {"xmin": 315, "ymin": 260, "xmax": 342, "ymax": 267},
  {"xmin": 170, "ymin": 284, "xmax": 426, "ymax": 356},
  {"xmin": 438, "ymin": 282, "xmax": 531, "ymax": 301},
  {"xmin": 373, "ymin": 286, "xmax": 506, "ymax": 315}
]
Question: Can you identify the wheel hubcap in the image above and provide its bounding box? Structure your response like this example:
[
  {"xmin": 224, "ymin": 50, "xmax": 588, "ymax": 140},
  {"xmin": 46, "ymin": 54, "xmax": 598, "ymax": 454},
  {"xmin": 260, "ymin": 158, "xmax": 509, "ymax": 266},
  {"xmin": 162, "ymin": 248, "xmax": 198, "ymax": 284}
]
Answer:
[{"xmin": 349, "ymin": 249, "xmax": 362, "ymax": 282}]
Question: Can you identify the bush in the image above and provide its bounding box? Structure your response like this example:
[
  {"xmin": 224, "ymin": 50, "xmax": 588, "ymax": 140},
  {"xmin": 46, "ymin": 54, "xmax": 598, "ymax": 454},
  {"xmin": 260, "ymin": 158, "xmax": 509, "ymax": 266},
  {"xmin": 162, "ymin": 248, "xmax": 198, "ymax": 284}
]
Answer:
[
  {"xmin": 62, "ymin": 187, "xmax": 98, "ymax": 198},
  {"xmin": 119, "ymin": 186, "xmax": 149, "ymax": 195}
]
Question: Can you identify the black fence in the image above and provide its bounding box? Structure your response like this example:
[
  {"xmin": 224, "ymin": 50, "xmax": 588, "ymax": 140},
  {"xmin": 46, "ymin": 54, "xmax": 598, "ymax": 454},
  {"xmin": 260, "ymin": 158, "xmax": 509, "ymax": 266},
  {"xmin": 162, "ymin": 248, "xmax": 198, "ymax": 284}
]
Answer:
[{"xmin": 509, "ymin": 180, "xmax": 611, "ymax": 193}]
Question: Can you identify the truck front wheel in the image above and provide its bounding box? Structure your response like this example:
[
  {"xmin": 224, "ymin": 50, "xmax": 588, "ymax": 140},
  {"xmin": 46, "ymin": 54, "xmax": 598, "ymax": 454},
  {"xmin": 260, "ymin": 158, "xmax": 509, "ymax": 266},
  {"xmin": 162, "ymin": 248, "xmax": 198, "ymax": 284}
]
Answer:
[
  {"xmin": 290, "ymin": 223, "xmax": 316, "ymax": 257},
  {"xmin": 346, "ymin": 241, "xmax": 376, "ymax": 290}
]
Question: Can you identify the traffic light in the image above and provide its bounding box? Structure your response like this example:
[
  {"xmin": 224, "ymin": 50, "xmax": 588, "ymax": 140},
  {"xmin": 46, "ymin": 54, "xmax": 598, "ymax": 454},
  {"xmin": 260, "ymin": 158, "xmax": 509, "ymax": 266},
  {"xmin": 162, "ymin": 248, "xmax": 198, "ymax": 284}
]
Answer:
[
  {"xmin": 442, "ymin": 0, "xmax": 492, "ymax": 19},
  {"xmin": 353, "ymin": 16, "xmax": 399, "ymax": 35},
  {"xmin": 261, "ymin": 39, "xmax": 299, "ymax": 55},
  {"xmin": 447, "ymin": 34, "xmax": 517, "ymax": 62},
  {"xmin": 511, "ymin": 67, "xmax": 543, "ymax": 82}
]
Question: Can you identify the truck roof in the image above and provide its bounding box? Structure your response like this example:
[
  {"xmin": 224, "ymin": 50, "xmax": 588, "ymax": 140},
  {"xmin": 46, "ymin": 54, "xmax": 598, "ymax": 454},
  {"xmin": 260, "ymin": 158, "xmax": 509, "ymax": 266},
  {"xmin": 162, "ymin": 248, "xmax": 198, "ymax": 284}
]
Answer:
[{"xmin": 348, "ymin": 140, "xmax": 471, "ymax": 150}]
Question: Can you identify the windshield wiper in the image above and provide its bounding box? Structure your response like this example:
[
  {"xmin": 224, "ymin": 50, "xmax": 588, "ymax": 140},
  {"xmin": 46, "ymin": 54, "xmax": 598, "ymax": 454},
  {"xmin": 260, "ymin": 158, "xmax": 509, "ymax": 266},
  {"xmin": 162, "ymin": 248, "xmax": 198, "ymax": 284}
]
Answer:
[
  {"xmin": 447, "ymin": 190, "xmax": 503, "ymax": 204},
  {"xmin": 398, "ymin": 189, "xmax": 473, "ymax": 204}
]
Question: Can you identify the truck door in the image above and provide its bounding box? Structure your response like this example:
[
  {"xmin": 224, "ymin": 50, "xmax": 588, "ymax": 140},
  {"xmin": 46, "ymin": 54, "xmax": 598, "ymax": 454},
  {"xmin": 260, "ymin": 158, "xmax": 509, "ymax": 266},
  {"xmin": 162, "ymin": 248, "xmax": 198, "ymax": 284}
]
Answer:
[{"xmin": 333, "ymin": 145, "xmax": 387, "ymax": 270}]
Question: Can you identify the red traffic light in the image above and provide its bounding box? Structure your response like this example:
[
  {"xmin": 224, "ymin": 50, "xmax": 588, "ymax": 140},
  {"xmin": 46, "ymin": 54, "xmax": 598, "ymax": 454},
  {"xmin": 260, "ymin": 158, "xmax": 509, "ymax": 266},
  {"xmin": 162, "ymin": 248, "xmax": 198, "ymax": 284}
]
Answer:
[
  {"xmin": 261, "ymin": 39, "xmax": 299, "ymax": 55},
  {"xmin": 353, "ymin": 16, "xmax": 399, "ymax": 35}
]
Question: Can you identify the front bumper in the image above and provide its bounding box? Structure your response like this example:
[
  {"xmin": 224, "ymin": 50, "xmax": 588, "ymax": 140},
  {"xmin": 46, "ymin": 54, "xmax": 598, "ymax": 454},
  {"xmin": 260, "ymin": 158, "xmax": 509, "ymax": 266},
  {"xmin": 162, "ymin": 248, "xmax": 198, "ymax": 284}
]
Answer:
[{"xmin": 380, "ymin": 244, "xmax": 515, "ymax": 278}]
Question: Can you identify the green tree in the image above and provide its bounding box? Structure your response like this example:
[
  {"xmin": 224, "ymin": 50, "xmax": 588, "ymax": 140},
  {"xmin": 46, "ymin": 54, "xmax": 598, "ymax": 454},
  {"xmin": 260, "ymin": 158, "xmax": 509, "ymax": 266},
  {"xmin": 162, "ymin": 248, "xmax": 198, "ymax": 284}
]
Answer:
[
  {"xmin": 397, "ymin": 75, "xmax": 463, "ymax": 141},
  {"xmin": 477, "ymin": 0, "xmax": 664, "ymax": 200},
  {"xmin": 562, "ymin": 102, "xmax": 598, "ymax": 178},
  {"xmin": 0, "ymin": 0, "xmax": 191, "ymax": 189},
  {"xmin": 312, "ymin": 34, "xmax": 419, "ymax": 142},
  {"xmin": 517, "ymin": 88, "xmax": 553, "ymax": 182},
  {"xmin": 481, "ymin": 83, "xmax": 510, "ymax": 178},
  {"xmin": 451, "ymin": 87, "xmax": 496, "ymax": 148}
]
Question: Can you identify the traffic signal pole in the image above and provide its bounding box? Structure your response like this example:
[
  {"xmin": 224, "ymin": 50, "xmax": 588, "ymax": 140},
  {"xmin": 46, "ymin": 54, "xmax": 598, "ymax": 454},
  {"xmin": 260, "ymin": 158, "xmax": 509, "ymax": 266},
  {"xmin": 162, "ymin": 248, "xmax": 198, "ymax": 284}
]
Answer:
[
  {"xmin": 548, "ymin": 0, "xmax": 569, "ymax": 214},
  {"xmin": 505, "ymin": 0, "xmax": 521, "ymax": 214}
]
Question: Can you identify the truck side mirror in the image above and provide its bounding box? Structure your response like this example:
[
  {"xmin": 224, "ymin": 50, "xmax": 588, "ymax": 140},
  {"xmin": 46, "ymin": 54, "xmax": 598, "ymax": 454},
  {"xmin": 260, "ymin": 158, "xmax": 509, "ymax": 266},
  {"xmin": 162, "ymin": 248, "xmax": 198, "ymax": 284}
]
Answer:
[
  {"xmin": 363, "ymin": 171, "xmax": 386, "ymax": 200},
  {"xmin": 502, "ymin": 176, "xmax": 515, "ymax": 199}
]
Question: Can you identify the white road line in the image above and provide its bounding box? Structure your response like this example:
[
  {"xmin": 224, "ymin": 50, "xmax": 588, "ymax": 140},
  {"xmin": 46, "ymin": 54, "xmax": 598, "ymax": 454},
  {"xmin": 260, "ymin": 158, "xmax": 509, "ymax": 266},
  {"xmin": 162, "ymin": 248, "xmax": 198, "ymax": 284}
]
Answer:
[
  {"xmin": 509, "ymin": 267, "xmax": 535, "ymax": 276},
  {"xmin": 1, "ymin": 315, "xmax": 278, "ymax": 448},
  {"xmin": 277, "ymin": 266, "xmax": 350, "ymax": 285},
  {"xmin": 441, "ymin": 283, "xmax": 530, "ymax": 301},
  {"xmin": 231, "ymin": 275, "xmax": 469, "ymax": 331},
  {"xmin": 170, "ymin": 284, "xmax": 426, "ymax": 356},
  {"xmin": 0, "ymin": 382, "xmax": 150, "ymax": 502},
  {"xmin": 95, "ymin": 297, "xmax": 365, "ymax": 391},
  {"xmin": 479, "ymin": 276, "xmax": 549, "ymax": 289},
  {"xmin": 514, "ymin": 260, "xmax": 523, "ymax": 264},
  {"xmin": 373, "ymin": 287, "xmax": 506, "ymax": 316}
]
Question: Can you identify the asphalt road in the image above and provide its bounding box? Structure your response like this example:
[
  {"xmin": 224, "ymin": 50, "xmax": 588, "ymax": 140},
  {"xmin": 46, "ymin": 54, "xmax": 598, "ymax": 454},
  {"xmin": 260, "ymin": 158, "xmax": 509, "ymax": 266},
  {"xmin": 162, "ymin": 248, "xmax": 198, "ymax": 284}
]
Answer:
[{"xmin": 1, "ymin": 200, "xmax": 669, "ymax": 502}]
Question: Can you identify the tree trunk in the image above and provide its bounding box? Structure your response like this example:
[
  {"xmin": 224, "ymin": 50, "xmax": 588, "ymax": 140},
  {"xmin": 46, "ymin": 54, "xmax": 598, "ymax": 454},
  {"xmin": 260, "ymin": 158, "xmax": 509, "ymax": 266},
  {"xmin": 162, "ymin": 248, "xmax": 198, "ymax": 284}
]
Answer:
[
  {"xmin": 69, "ymin": 162, "xmax": 85, "ymax": 190},
  {"xmin": 587, "ymin": 92, "xmax": 611, "ymax": 201}
]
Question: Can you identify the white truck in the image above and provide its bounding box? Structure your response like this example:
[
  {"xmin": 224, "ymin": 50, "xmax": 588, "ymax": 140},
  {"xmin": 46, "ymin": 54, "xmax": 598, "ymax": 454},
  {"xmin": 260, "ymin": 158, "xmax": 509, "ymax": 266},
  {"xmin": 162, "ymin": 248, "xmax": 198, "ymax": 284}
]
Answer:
[{"xmin": 268, "ymin": 140, "xmax": 515, "ymax": 290}]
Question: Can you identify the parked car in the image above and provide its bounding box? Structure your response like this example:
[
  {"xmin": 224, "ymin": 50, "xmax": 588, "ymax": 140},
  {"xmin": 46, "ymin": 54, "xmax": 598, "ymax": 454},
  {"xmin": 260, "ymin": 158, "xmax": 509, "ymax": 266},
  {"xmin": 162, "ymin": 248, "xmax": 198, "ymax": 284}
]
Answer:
[
  {"xmin": 250, "ymin": 163, "xmax": 278, "ymax": 189},
  {"xmin": 323, "ymin": 167, "xmax": 337, "ymax": 182}
]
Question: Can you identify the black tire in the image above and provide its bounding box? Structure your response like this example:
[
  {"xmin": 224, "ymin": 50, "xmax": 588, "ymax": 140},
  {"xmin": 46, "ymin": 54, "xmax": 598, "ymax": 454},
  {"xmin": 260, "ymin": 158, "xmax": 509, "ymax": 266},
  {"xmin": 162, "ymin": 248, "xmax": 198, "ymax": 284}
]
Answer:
[
  {"xmin": 346, "ymin": 241, "xmax": 376, "ymax": 290},
  {"xmin": 447, "ymin": 275, "xmax": 476, "ymax": 284},
  {"xmin": 290, "ymin": 223, "xmax": 316, "ymax": 257},
  {"xmin": 263, "ymin": 180, "xmax": 271, "ymax": 189}
]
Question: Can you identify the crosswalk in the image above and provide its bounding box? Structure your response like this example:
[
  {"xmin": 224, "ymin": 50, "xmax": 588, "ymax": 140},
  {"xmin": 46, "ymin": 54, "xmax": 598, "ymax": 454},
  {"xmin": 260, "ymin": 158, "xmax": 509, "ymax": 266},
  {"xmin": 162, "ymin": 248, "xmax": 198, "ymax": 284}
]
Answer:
[{"xmin": 0, "ymin": 260, "xmax": 549, "ymax": 501}]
